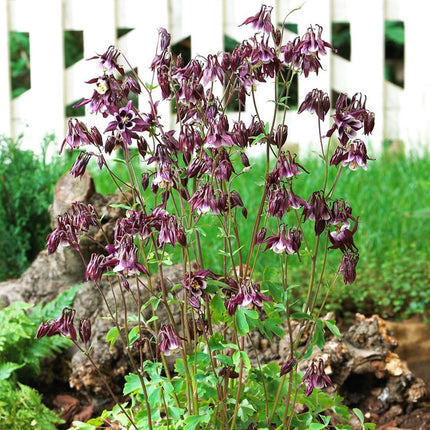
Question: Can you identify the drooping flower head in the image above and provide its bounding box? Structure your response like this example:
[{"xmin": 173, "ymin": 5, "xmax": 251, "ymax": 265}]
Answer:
[
  {"xmin": 225, "ymin": 279, "xmax": 273, "ymax": 316},
  {"xmin": 157, "ymin": 323, "xmax": 183, "ymax": 356},
  {"xmin": 301, "ymin": 358, "xmax": 334, "ymax": 396},
  {"xmin": 239, "ymin": 4, "xmax": 274, "ymax": 34}
]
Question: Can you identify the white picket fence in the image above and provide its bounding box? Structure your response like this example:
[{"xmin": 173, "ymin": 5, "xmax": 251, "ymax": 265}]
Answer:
[{"xmin": 1, "ymin": 0, "xmax": 429, "ymax": 156}]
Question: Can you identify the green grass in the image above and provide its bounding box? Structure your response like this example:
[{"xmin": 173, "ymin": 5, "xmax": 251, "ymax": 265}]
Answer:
[{"xmin": 88, "ymin": 149, "xmax": 430, "ymax": 321}]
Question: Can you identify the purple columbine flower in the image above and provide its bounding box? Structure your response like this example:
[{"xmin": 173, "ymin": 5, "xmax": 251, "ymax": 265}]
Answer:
[
  {"xmin": 264, "ymin": 226, "xmax": 302, "ymax": 256},
  {"xmin": 329, "ymin": 223, "xmax": 358, "ymax": 253},
  {"xmin": 85, "ymin": 253, "xmax": 107, "ymax": 284},
  {"xmin": 239, "ymin": 4, "xmax": 274, "ymax": 34},
  {"xmin": 36, "ymin": 307, "xmax": 77, "ymax": 342},
  {"xmin": 70, "ymin": 152, "xmax": 92, "ymax": 178},
  {"xmin": 157, "ymin": 324, "xmax": 183, "ymax": 356},
  {"xmin": 283, "ymin": 25, "xmax": 336, "ymax": 77},
  {"xmin": 342, "ymin": 139, "xmax": 374, "ymax": 170},
  {"xmin": 301, "ymin": 358, "xmax": 334, "ymax": 396},
  {"xmin": 88, "ymin": 45, "xmax": 124, "ymax": 75},
  {"xmin": 303, "ymin": 191, "xmax": 331, "ymax": 236},
  {"xmin": 225, "ymin": 279, "xmax": 273, "ymax": 316},
  {"xmin": 267, "ymin": 186, "xmax": 289, "ymax": 219},
  {"xmin": 182, "ymin": 270, "xmax": 211, "ymax": 297},
  {"xmin": 79, "ymin": 318, "xmax": 92, "ymax": 347},
  {"xmin": 340, "ymin": 252, "xmax": 359, "ymax": 285},
  {"xmin": 298, "ymin": 89, "xmax": 331, "ymax": 121},
  {"xmin": 271, "ymin": 151, "xmax": 307, "ymax": 180},
  {"xmin": 280, "ymin": 358, "xmax": 297, "ymax": 376},
  {"xmin": 189, "ymin": 182, "xmax": 219, "ymax": 215},
  {"xmin": 102, "ymin": 236, "xmax": 149, "ymax": 278},
  {"xmin": 105, "ymin": 100, "xmax": 147, "ymax": 145}
]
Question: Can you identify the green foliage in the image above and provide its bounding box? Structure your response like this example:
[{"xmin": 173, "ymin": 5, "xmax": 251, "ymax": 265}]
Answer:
[
  {"xmin": 0, "ymin": 135, "xmax": 69, "ymax": 281},
  {"xmin": 0, "ymin": 379, "xmax": 64, "ymax": 430},
  {"xmin": 0, "ymin": 284, "xmax": 81, "ymax": 429},
  {"xmin": 0, "ymin": 284, "xmax": 81, "ymax": 379}
]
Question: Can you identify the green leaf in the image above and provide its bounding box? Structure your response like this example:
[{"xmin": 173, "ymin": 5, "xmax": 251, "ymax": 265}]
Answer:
[
  {"xmin": 235, "ymin": 307, "xmax": 249, "ymax": 335},
  {"xmin": 210, "ymin": 294, "xmax": 226, "ymax": 321},
  {"xmin": 105, "ymin": 326, "xmax": 119, "ymax": 350},
  {"xmin": 309, "ymin": 424, "xmax": 326, "ymax": 430},
  {"xmin": 325, "ymin": 319, "xmax": 342, "ymax": 340},
  {"xmin": 214, "ymin": 354, "xmax": 234, "ymax": 367},
  {"xmin": 353, "ymin": 407, "xmax": 364, "ymax": 424},
  {"xmin": 0, "ymin": 362, "xmax": 25, "ymax": 380},
  {"xmin": 128, "ymin": 326, "xmax": 140, "ymax": 345},
  {"xmin": 123, "ymin": 373, "xmax": 143, "ymax": 395},
  {"xmin": 291, "ymin": 312, "xmax": 312, "ymax": 320},
  {"xmin": 184, "ymin": 414, "xmax": 210, "ymax": 430},
  {"xmin": 313, "ymin": 319, "xmax": 325, "ymax": 349}
]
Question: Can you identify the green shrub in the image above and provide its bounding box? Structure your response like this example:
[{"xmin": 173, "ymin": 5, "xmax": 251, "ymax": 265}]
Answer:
[
  {"xmin": 0, "ymin": 135, "xmax": 70, "ymax": 281},
  {"xmin": 0, "ymin": 284, "xmax": 82, "ymax": 429}
]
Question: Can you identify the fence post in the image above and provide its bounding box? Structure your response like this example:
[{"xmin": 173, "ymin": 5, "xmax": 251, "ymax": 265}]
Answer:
[
  {"xmin": 403, "ymin": 5, "xmax": 430, "ymax": 154},
  {"xmin": 0, "ymin": 0, "xmax": 12, "ymax": 139},
  {"xmin": 27, "ymin": 0, "xmax": 64, "ymax": 153},
  {"xmin": 349, "ymin": 0, "xmax": 384, "ymax": 155}
]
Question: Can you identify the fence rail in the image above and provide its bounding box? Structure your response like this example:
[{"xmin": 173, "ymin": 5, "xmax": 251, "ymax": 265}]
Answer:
[{"xmin": 1, "ymin": 0, "xmax": 428, "ymax": 155}]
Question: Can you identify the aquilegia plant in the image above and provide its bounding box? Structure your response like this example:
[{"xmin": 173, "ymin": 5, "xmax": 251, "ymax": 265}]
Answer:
[{"xmin": 38, "ymin": 5, "xmax": 375, "ymax": 429}]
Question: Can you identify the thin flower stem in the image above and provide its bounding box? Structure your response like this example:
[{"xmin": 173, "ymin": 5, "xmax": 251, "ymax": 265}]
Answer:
[
  {"xmin": 74, "ymin": 342, "xmax": 140, "ymax": 430},
  {"xmin": 229, "ymin": 336, "xmax": 245, "ymax": 430},
  {"xmin": 304, "ymin": 235, "xmax": 321, "ymax": 313},
  {"xmin": 309, "ymin": 233, "xmax": 330, "ymax": 314}
]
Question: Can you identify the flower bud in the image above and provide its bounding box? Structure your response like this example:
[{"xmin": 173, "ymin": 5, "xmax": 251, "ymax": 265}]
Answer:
[{"xmin": 79, "ymin": 318, "xmax": 92, "ymax": 346}]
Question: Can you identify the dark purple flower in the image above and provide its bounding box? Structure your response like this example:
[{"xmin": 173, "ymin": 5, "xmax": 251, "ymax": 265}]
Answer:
[
  {"xmin": 104, "ymin": 100, "xmax": 147, "ymax": 145},
  {"xmin": 103, "ymin": 236, "xmax": 149, "ymax": 277},
  {"xmin": 329, "ymin": 222, "xmax": 358, "ymax": 253},
  {"xmin": 287, "ymin": 185, "xmax": 310, "ymax": 211},
  {"xmin": 70, "ymin": 152, "xmax": 92, "ymax": 178},
  {"xmin": 189, "ymin": 183, "xmax": 219, "ymax": 215},
  {"xmin": 214, "ymin": 149, "xmax": 235, "ymax": 181},
  {"xmin": 36, "ymin": 307, "xmax": 78, "ymax": 342},
  {"xmin": 156, "ymin": 211, "xmax": 187, "ymax": 247},
  {"xmin": 79, "ymin": 318, "xmax": 92, "ymax": 347},
  {"xmin": 88, "ymin": 45, "xmax": 124, "ymax": 75},
  {"xmin": 157, "ymin": 324, "xmax": 183, "ymax": 356},
  {"xmin": 341, "ymin": 139, "xmax": 374, "ymax": 170},
  {"xmin": 283, "ymin": 25, "xmax": 336, "ymax": 77},
  {"xmin": 327, "ymin": 111, "xmax": 363, "ymax": 145},
  {"xmin": 202, "ymin": 54, "xmax": 225, "ymax": 86},
  {"xmin": 61, "ymin": 119, "xmax": 94, "ymax": 153},
  {"xmin": 47, "ymin": 202, "xmax": 99, "ymax": 254},
  {"xmin": 256, "ymin": 227, "xmax": 267, "ymax": 245},
  {"xmin": 280, "ymin": 358, "xmax": 297, "ymax": 376},
  {"xmin": 225, "ymin": 279, "xmax": 272, "ymax": 316},
  {"xmin": 85, "ymin": 253, "xmax": 107, "ymax": 283},
  {"xmin": 267, "ymin": 185, "xmax": 289, "ymax": 219},
  {"xmin": 330, "ymin": 199, "xmax": 354, "ymax": 226},
  {"xmin": 263, "ymin": 226, "xmax": 302, "ymax": 255},
  {"xmin": 182, "ymin": 270, "xmax": 211, "ymax": 297},
  {"xmin": 271, "ymin": 151, "xmax": 307, "ymax": 180},
  {"xmin": 298, "ymin": 89, "xmax": 331, "ymax": 121},
  {"xmin": 340, "ymin": 252, "xmax": 359, "ymax": 285},
  {"xmin": 182, "ymin": 270, "xmax": 214, "ymax": 310},
  {"xmin": 327, "ymin": 93, "xmax": 375, "ymax": 145},
  {"xmin": 219, "ymin": 366, "xmax": 240, "ymax": 379},
  {"xmin": 303, "ymin": 191, "xmax": 331, "ymax": 235},
  {"xmin": 239, "ymin": 4, "xmax": 274, "ymax": 34},
  {"xmin": 301, "ymin": 358, "xmax": 334, "ymax": 396},
  {"xmin": 205, "ymin": 115, "xmax": 235, "ymax": 148}
]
